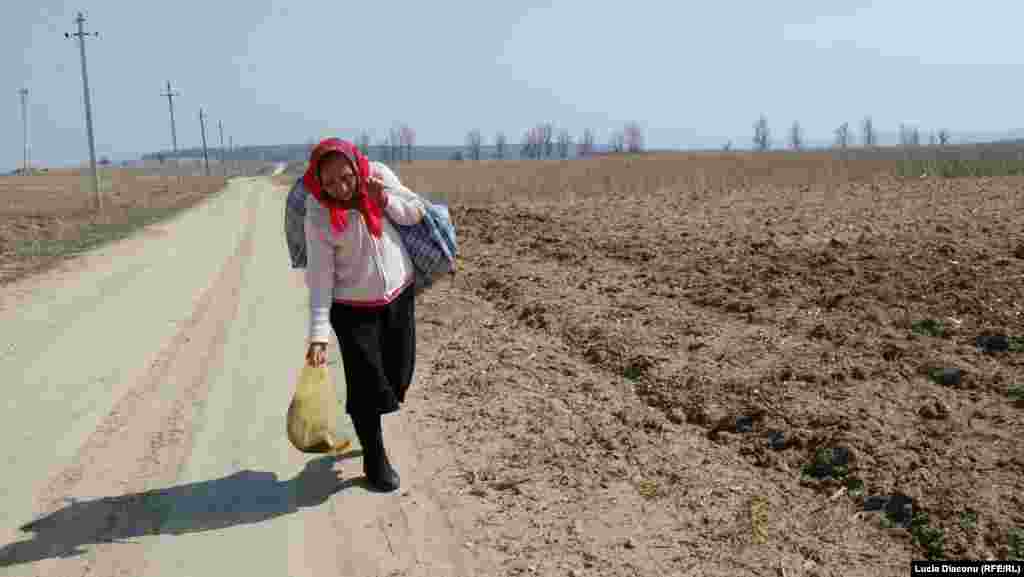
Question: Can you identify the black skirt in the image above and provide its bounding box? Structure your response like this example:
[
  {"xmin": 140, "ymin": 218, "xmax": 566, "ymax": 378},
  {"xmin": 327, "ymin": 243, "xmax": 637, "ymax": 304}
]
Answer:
[{"xmin": 329, "ymin": 282, "xmax": 416, "ymax": 417}]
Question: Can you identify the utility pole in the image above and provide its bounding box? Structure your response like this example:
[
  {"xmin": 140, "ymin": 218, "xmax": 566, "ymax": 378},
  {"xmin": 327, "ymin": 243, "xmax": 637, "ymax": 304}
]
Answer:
[
  {"xmin": 17, "ymin": 88, "xmax": 29, "ymax": 174},
  {"xmin": 65, "ymin": 12, "xmax": 101, "ymax": 210},
  {"xmin": 218, "ymin": 120, "xmax": 225, "ymax": 174},
  {"xmin": 199, "ymin": 108, "xmax": 210, "ymax": 176},
  {"xmin": 161, "ymin": 81, "xmax": 179, "ymax": 157}
]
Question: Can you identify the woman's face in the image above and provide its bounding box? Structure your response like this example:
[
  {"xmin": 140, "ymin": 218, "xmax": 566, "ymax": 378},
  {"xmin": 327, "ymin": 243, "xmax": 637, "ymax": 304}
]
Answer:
[{"xmin": 318, "ymin": 153, "xmax": 359, "ymax": 202}]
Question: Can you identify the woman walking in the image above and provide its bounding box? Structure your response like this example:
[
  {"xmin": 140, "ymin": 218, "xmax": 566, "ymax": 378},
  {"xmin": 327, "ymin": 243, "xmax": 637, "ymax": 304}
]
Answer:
[{"xmin": 301, "ymin": 137, "xmax": 425, "ymax": 492}]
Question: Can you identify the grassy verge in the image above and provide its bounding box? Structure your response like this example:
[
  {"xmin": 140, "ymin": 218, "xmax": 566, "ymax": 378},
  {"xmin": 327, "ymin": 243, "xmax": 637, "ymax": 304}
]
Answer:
[
  {"xmin": 2, "ymin": 176, "xmax": 225, "ymax": 286},
  {"xmin": 11, "ymin": 204, "xmax": 203, "ymax": 259}
]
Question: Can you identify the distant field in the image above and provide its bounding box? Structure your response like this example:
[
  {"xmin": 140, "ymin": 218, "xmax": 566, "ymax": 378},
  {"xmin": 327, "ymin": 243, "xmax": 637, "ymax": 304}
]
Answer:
[
  {"xmin": 276, "ymin": 143, "xmax": 1024, "ymax": 205},
  {"xmin": 387, "ymin": 151, "xmax": 899, "ymax": 204}
]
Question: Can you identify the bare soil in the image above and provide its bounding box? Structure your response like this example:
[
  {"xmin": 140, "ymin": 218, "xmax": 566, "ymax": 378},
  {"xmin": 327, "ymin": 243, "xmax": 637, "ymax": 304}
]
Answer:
[{"xmin": 405, "ymin": 166, "xmax": 1024, "ymax": 574}]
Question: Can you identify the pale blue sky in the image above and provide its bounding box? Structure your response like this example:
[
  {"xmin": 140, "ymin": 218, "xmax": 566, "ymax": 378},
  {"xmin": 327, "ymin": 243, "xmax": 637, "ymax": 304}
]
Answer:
[{"xmin": 5, "ymin": 1, "xmax": 1023, "ymax": 170}]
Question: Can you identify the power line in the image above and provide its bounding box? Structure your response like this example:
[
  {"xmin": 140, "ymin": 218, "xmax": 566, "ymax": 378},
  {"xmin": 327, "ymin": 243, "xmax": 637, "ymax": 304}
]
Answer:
[{"xmin": 65, "ymin": 12, "xmax": 101, "ymax": 210}]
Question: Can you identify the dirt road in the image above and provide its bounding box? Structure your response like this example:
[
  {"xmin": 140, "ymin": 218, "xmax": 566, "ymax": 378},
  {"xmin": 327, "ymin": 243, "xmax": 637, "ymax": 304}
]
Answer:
[{"xmin": 0, "ymin": 177, "xmax": 481, "ymax": 577}]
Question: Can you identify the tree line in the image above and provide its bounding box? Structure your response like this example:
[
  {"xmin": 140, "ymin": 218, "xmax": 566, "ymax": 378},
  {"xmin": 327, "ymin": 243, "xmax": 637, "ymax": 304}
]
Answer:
[
  {"xmin": 751, "ymin": 114, "xmax": 952, "ymax": 151},
  {"xmin": 345, "ymin": 122, "xmax": 647, "ymax": 163}
]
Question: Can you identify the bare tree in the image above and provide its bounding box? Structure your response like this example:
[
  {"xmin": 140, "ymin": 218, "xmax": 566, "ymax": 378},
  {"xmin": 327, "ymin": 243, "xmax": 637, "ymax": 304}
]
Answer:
[
  {"xmin": 495, "ymin": 131, "xmax": 506, "ymax": 159},
  {"xmin": 389, "ymin": 128, "xmax": 402, "ymax": 163},
  {"xmin": 834, "ymin": 122, "xmax": 850, "ymax": 148},
  {"xmin": 522, "ymin": 127, "xmax": 543, "ymax": 159},
  {"xmin": 540, "ymin": 123, "xmax": 554, "ymax": 158},
  {"xmin": 399, "ymin": 124, "xmax": 415, "ymax": 162},
  {"xmin": 862, "ymin": 116, "xmax": 876, "ymax": 148},
  {"xmin": 937, "ymin": 129, "xmax": 950, "ymax": 146},
  {"xmin": 557, "ymin": 129, "xmax": 572, "ymax": 159},
  {"xmin": 466, "ymin": 129, "xmax": 483, "ymax": 161},
  {"xmin": 358, "ymin": 131, "xmax": 371, "ymax": 157},
  {"xmin": 521, "ymin": 129, "xmax": 534, "ymax": 159},
  {"xmin": 753, "ymin": 115, "xmax": 770, "ymax": 151},
  {"xmin": 789, "ymin": 121, "xmax": 803, "ymax": 150},
  {"xmin": 610, "ymin": 131, "xmax": 625, "ymax": 153},
  {"xmin": 899, "ymin": 123, "xmax": 921, "ymax": 147},
  {"xmin": 624, "ymin": 122, "xmax": 644, "ymax": 153},
  {"xmin": 577, "ymin": 129, "xmax": 595, "ymax": 157}
]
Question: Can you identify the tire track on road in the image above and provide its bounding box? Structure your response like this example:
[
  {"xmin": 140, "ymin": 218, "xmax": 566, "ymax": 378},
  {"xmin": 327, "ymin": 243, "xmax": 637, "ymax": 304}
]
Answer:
[{"xmin": 0, "ymin": 194, "xmax": 256, "ymax": 577}]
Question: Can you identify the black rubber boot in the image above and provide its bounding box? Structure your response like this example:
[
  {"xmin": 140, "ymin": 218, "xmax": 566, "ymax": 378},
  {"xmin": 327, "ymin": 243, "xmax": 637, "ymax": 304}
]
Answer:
[{"xmin": 353, "ymin": 414, "xmax": 400, "ymax": 492}]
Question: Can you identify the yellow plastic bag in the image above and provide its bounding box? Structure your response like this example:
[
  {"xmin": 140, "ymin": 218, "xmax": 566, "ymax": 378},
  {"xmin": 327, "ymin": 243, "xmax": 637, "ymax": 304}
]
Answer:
[{"xmin": 286, "ymin": 364, "xmax": 351, "ymax": 454}]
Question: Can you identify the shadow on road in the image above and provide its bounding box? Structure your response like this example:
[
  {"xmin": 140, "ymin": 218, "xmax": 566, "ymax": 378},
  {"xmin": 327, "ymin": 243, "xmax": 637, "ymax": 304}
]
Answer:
[{"xmin": 0, "ymin": 451, "xmax": 366, "ymax": 568}]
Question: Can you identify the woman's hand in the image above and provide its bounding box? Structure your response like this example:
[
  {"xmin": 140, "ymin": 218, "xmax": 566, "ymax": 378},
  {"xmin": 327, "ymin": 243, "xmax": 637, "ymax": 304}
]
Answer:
[
  {"xmin": 306, "ymin": 342, "xmax": 328, "ymax": 367},
  {"xmin": 366, "ymin": 175, "xmax": 388, "ymax": 207}
]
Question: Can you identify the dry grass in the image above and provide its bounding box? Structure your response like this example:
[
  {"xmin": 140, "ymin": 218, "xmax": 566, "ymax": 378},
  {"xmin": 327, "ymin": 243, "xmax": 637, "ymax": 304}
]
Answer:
[
  {"xmin": 387, "ymin": 151, "xmax": 901, "ymax": 206},
  {"xmin": 0, "ymin": 169, "xmax": 228, "ymax": 285},
  {"xmin": 1, "ymin": 169, "xmax": 225, "ymax": 215}
]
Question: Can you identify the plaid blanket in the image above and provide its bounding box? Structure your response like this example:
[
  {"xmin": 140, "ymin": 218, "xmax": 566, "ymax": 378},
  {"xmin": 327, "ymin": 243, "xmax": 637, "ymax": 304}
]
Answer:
[
  {"xmin": 284, "ymin": 177, "xmax": 458, "ymax": 294},
  {"xmin": 284, "ymin": 177, "xmax": 308, "ymax": 268},
  {"xmin": 388, "ymin": 199, "xmax": 458, "ymax": 294}
]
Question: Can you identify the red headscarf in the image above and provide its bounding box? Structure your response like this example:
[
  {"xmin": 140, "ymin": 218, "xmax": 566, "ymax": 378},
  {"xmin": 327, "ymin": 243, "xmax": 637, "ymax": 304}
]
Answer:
[{"xmin": 303, "ymin": 137, "xmax": 383, "ymax": 238}]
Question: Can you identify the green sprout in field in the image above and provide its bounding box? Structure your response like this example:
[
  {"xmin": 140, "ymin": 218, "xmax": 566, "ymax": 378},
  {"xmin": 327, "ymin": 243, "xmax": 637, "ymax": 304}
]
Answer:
[
  {"xmin": 959, "ymin": 510, "xmax": 978, "ymax": 531},
  {"xmin": 1009, "ymin": 336, "xmax": 1024, "ymax": 353},
  {"xmin": 1009, "ymin": 384, "xmax": 1024, "ymax": 403},
  {"xmin": 910, "ymin": 512, "xmax": 945, "ymax": 560},
  {"xmin": 910, "ymin": 319, "xmax": 946, "ymax": 338},
  {"xmin": 801, "ymin": 447, "xmax": 850, "ymax": 481},
  {"xmin": 846, "ymin": 478, "xmax": 865, "ymax": 499},
  {"xmin": 1009, "ymin": 527, "xmax": 1024, "ymax": 560}
]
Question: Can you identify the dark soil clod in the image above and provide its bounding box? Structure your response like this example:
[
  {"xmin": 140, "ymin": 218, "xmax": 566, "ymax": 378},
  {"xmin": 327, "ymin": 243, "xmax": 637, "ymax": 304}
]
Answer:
[
  {"xmin": 975, "ymin": 334, "xmax": 1010, "ymax": 354},
  {"xmin": 735, "ymin": 416, "xmax": 754, "ymax": 433},
  {"xmin": 766, "ymin": 430, "xmax": 786, "ymax": 450},
  {"xmin": 864, "ymin": 493, "xmax": 915, "ymax": 529},
  {"xmin": 919, "ymin": 399, "xmax": 951, "ymax": 420},
  {"xmin": 929, "ymin": 368, "xmax": 962, "ymax": 387},
  {"xmin": 887, "ymin": 494, "xmax": 915, "ymax": 528},
  {"xmin": 864, "ymin": 496, "xmax": 887, "ymax": 511}
]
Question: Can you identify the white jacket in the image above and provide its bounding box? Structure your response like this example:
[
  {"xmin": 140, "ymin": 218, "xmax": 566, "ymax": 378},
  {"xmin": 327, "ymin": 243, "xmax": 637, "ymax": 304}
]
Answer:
[{"xmin": 305, "ymin": 162, "xmax": 425, "ymax": 343}]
